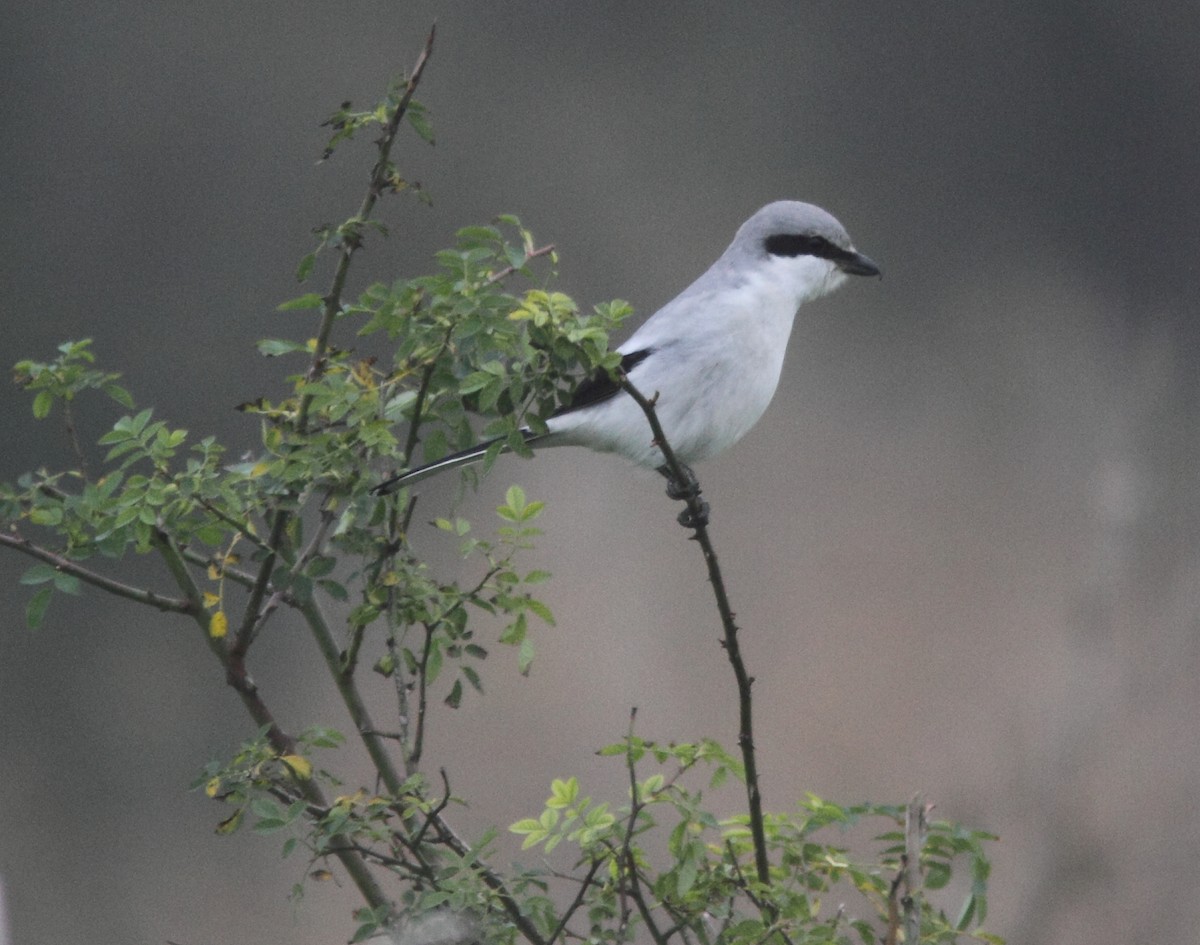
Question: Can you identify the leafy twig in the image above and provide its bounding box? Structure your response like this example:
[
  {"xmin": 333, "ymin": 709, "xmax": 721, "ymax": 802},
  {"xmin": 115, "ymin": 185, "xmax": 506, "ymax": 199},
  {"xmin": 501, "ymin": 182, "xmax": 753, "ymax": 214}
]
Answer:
[
  {"xmin": 618, "ymin": 709, "xmax": 669, "ymax": 945},
  {"xmin": 302, "ymin": 23, "xmax": 437, "ymax": 426}
]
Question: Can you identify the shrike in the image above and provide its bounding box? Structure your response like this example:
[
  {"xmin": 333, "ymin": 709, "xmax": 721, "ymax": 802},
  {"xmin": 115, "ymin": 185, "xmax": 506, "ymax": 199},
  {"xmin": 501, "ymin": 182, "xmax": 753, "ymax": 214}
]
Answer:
[{"xmin": 374, "ymin": 201, "xmax": 878, "ymax": 494}]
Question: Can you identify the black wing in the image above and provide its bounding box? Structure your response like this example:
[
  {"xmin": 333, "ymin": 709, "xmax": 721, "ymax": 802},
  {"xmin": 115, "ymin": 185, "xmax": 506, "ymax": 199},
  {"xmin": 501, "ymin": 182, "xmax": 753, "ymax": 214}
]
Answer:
[{"xmin": 553, "ymin": 348, "xmax": 652, "ymax": 417}]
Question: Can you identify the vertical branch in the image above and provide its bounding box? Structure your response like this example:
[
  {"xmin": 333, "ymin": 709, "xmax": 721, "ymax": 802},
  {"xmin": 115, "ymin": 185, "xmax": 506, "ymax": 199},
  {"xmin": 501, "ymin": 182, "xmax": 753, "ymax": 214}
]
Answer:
[
  {"xmin": 301, "ymin": 24, "xmax": 437, "ymax": 430},
  {"xmin": 903, "ymin": 794, "xmax": 927, "ymax": 943},
  {"xmin": 62, "ymin": 399, "xmax": 90, "ymax": 479},
  {"xmin": 618, "ymin": 377, "xmax": 772, "ymax": 888},
  {"xmin": 885, "ymin": 794, "xmax": 928, "ymax": 945}
]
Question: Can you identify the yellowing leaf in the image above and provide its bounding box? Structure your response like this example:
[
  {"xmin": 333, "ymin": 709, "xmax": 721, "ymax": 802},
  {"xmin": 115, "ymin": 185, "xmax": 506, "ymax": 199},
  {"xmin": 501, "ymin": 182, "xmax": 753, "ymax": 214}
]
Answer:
[
  {"xmin": 280, "ymin": 754, "xmax": 312, "ymax": 780},
  {"xmin": 202, "ymin": 591, "xmax": 220, "ymax": 608},
  {"xmin": 209, "ymin": 611, "xmax": 229, "ymax": 639},
  {"xmin": 205, "ymin": 777, "xmax": 222, "ymax": 798}
]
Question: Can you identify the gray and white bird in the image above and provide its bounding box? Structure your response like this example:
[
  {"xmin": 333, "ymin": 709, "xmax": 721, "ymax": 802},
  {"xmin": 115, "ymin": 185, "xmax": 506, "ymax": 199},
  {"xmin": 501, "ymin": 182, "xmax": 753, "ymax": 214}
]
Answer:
[{"xmin": 374, "ymin": 201, "xmax": 878, "ymax": 493}]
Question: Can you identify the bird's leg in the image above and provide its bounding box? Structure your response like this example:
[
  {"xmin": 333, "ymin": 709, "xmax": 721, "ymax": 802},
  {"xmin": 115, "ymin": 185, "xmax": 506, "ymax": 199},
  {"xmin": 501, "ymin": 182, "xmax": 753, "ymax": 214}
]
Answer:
[{"xmin": 657, "ymin": 464, "xmax": 710, "ymax": 529}]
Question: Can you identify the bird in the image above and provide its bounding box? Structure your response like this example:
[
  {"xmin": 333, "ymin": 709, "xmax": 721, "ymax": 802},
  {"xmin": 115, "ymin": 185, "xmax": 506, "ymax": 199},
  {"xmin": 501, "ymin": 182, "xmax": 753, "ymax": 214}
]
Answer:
[{"xmin": 374, "ymin": 201, "xmax": 878, "ymax": 496}]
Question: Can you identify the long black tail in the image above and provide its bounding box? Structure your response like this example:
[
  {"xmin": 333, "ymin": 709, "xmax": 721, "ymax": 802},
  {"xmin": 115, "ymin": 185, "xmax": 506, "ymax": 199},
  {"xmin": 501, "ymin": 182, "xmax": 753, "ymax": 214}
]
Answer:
[{"xmin": 372, "ymin": 430, "xmax": 541, "ymax": 495}]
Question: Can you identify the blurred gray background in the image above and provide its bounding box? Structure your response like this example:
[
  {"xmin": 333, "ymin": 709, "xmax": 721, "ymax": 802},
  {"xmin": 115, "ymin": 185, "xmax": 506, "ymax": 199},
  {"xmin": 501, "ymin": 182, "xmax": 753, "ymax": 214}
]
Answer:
[{"xmin": 3, "ymin": 3, "xmax": 1199, "ymax": 943}]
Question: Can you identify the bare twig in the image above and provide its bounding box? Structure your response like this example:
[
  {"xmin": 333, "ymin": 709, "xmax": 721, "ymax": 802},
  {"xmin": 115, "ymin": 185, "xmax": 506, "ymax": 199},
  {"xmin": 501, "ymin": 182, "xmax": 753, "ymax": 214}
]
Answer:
[
  {"xmin": 62, "ymin": 400, "xmax": 89, "ymax": 480},
  {"xmin": 411, "ymin": 622, "xmax": 435, "ymax": 768},
  {"xmin": 546, "ymin": 856, "xmax": 605, "ymax": 945},
  {"xmin": 485, "ymin": 243, "xmax": 556, "ymax": 285},
  {"xmin": 0, "ymin": 531, "xmax": 194, "ymax": 614},
  {"xmin": 618, "ymin": 376, "xmax": 772, "ymax": 889},
  {"xmin": 903, "ymin": 794, "xmax": 927, "ymax": 943}
]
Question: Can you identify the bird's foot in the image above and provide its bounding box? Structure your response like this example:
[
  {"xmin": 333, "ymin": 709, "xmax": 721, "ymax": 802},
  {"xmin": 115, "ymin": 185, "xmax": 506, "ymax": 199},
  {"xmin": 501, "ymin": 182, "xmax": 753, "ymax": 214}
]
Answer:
[
  {"xmin": 676, "ymin": 499, "xmax": 710, "ymax": 530},
  {"xmin": 658, "ymin": 464, "xmax": 708, "ymax": 529},
  {"xmin": 659, "ymin": 463, "xmax": 698, "ymax": 500}
]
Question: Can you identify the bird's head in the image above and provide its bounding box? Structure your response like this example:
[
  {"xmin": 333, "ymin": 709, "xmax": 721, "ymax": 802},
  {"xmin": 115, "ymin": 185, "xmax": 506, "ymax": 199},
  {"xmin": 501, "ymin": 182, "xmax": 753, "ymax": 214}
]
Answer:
[{"xmin": 731, "ymin": 200, "xmax": 880, "ymax": 304}]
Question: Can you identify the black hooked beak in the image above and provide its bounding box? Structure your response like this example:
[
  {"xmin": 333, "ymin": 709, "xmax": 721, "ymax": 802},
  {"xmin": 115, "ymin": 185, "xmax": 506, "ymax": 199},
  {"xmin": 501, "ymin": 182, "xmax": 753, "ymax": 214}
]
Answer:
[{"xmin": 837, "ymin": 249, "xmax": 881, "ymax": 277}]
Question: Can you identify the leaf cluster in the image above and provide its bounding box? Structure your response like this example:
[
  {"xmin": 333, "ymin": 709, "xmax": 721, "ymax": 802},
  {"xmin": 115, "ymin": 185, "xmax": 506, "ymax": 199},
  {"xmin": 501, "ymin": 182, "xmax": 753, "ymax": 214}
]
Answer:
[{"xmin": 509, "ymin": 738, "xmax": 1001, "ymax": 945}]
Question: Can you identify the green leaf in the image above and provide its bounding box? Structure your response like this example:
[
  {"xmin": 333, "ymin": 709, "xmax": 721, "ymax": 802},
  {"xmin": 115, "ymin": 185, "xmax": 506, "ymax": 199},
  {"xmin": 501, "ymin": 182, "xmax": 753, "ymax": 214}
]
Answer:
[
  {"xmin": 547, "ymin": 777, "xmax": 578, "ymax": 808},
  {"xmin": 257, "ymin": 339, "xmax": 310, "ymax": 357},
  {"xmin": 318, "ymin": 579, "xmax": 349, "ymax": 602},
  {"xmin": 296, "ymin": 252, "xmax": 317, "ymax": 283},
  {"xmin": 407, "ymin": 104, "xmax": 435, "ymax": 144},
  {"xmin": 103, "ymin": 384, "xmax": 135, "ymax": 408},
  {"xmin": 498, "ymin": 612, "xmax": 526, "ymax": 646},
  {"xmin": 524, "ymin": 597, "xmax": 555, "ymax": 626},
  {"xmin": 26, "ymin": 585, "xmax": 52, "ymax": 629},
  {"xmin": 32, "ymin": 390, "xmax": 54, "ymax": 419},
  {"xmin": 676, "ymin": 848, "xmax": 699, "ymax": 897},
  {"xmin": 518, "ymin": 637, "xmax": 535, "ymax": 676},
  {"xmin": 955, "ymin": 892, "xmax": 977, "ymax": 930},
  {"xmin": 19, "ymin": 565, "xmax": 58, "ymax": 585},
  {"xmin": 461, "ymin": 665, "xmax": 483, "ymax": 692},
  {"xmin": 52, "ymin": 571, "xmax": 82, "ymax": 595},
  {"xmin": 925, "ymin": 859, "xmax": 952, "ymax": 889},
  {"xmin": 277, "ymin": 293, "xmax": 325, "ymax": 312}
]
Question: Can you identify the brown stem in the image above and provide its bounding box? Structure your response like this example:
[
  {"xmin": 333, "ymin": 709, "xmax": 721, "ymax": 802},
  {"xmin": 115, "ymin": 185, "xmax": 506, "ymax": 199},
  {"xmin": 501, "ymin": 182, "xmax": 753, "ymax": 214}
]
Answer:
[
  {"xmin": 0, "ymin": 531, "xmax": 193, "ymax": 614},
  {"xmin": 150, "ymin": 528, "xmax": 391, "ymax": 911}
]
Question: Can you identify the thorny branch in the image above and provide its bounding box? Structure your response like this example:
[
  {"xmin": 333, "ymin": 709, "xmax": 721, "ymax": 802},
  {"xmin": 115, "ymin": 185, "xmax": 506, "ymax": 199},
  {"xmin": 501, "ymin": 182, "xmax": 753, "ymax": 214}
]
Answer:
[{"xmin": 618, "ymin": 375, "xmax": 773, "ymax": 889}]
